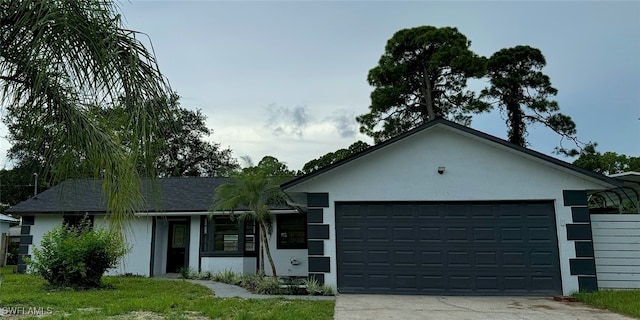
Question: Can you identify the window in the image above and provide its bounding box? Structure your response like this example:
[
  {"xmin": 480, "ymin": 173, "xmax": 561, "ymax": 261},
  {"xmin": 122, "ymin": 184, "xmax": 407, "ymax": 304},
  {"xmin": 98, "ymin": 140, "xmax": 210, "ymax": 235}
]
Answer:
[
  {"xmin": 214, "ymin": 218, "xmax": 239, "ymax": 252},
  {"xmin": 200, "ymin": 216, "xmax": 257, "ymax": 256},
  {"xmin": 277, "ymin": 215, "xmax": 307, "ymax": 249}
]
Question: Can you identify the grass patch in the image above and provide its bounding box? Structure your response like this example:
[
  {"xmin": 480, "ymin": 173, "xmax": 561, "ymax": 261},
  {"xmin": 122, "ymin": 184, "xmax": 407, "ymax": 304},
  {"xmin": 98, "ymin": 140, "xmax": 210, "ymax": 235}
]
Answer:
[
  {"xmin": 574, "ymin": 289, "xmax": 640, "ymax": 318},
  {"xmin": 0, "ymin": 266, "xmax": 334, "ymax": 319}
]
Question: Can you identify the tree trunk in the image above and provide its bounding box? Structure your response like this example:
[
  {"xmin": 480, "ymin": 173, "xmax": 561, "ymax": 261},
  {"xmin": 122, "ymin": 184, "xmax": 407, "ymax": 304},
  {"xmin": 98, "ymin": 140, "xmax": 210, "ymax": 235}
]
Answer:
[
  {"xmin": 507, "ymin": 99, "xmax": 525, "ymax": 147},
  {"xmin": 259, "ymin": 222, "xmax": 278, "ymax": 277},
  {"xmin": 422, "ymin": 65, "xmax": 435, "ymax": 121},
  {"xmin": 258, "ymin": 235, "xmax": 265, "ymax": 275}
]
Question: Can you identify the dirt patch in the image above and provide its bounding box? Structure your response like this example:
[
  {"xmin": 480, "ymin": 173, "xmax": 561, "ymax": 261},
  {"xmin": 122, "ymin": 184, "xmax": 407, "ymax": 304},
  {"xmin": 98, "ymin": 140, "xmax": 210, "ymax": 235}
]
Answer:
[
  {"xmin": 530, "ymin": 304, "xmax": 555, "ymax": 310},
  {"xmin": 108, "ymin": 311, "xmax": 165, "ymax": 320},
  {"xmin": 107, "ymin": 311, "xmax": 209, "ymax": 320}
]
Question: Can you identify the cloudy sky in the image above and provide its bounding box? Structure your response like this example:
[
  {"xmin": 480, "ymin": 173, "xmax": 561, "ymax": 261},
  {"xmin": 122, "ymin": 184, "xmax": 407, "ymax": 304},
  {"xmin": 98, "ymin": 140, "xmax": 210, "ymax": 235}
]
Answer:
[{"xmin": 6, "ymin": 1, "xmax": 638, "ymax": 171}]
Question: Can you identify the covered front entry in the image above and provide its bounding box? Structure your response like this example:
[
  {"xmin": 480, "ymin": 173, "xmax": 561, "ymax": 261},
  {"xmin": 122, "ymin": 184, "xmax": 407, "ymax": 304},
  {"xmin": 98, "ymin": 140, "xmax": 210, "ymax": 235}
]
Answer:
[{"xmin": 336, "ymin": 201, "xmax": 562, "ymax": 295}]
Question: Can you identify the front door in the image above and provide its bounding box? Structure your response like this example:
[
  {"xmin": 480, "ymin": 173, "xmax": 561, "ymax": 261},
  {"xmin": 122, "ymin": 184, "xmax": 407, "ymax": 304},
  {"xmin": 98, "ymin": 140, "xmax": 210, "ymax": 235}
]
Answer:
[{"xmin": 166, "ymin": 220, "xmax": 189, "ymax": 273}]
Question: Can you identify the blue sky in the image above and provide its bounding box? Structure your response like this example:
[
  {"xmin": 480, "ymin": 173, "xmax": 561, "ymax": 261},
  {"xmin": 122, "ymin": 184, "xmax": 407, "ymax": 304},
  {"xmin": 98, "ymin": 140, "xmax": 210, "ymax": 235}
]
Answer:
[{"xmin": 10, "ymin": 1, "xmax": 639, "ymax": 171}]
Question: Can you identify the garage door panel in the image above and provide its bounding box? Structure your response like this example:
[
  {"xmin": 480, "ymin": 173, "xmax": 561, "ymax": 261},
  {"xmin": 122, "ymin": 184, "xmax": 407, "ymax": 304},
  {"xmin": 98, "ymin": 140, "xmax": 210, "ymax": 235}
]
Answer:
[
  {"xmin": 336, "ymin": 201, "xmax": 561, "ymax": 295},
  {"xmin": 446, "ymin": 227, "xmax": 469, "ymax": 241},
  {"xmin": 474, "ymin": 227, "xmax": 497, "ymax": 241},
  {"xmin": 419, "ymin": 227, "xmax": 443, "ymax": 241},
  {"xmin": 501, "ymin": 227, "xmax": 525, "ymax": 242}
]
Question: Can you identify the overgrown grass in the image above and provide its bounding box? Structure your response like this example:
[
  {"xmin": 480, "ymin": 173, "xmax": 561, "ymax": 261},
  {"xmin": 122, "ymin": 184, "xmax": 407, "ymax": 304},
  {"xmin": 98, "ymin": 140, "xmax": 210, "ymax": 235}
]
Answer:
[
  {"xmin": 0, "ymin": 266, "xmax": 334, "ymax": 319},
  {"xmin": 574, "ymin": 290, "xmax": 640, "ymax": 319}
]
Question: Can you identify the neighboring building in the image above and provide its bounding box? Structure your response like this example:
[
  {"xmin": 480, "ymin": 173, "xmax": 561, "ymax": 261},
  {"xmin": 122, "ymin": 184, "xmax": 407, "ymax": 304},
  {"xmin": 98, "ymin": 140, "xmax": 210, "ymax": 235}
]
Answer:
[
  {"xmin": 0, "ymin": 213, "xmax": 19, "ymax": 266},
  {"xmin": 9, "ymin": 178, "xmax": 308, "ymax": 277},
  {"xmin": 282, "ymin": 119, "xmax": 619, "ymax": 296},
  {"xmin": 0, "ymin": 213, "xmax": 19, "ymax": 237}
]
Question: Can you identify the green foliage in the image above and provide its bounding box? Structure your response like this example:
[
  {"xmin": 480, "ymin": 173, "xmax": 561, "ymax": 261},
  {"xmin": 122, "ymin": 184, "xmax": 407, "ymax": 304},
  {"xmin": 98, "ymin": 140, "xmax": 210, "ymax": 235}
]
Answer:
[
  {"xmin": 212, "ymin": 156, "xmax": 294, "ymax": 277},
  {"xmin": 574, "ymin": 290, "xmax": 640, "ymax": 318},
  {"xmin": 482, "ymin": 45, "xmax": 577, "ymax": 148},
  {"xmin": 27, "ymin": 221, "xmax": 130, "ymax": 289},
  {"xmin": 304, "ymin": 277, "xmax": 321, "ymax": 295},
  {"xmin": 178, "ymin": 266, "xmax": 193, "ymax": 279},
  {"xmin": 573, "ymin": 144, "xmax": 640, "ymax": 175},
  {"xmin": 357, "ymin": 25, "xmax": 489, "ymax": 143},
  {"xmin": 7, "ymin": 240, "xmax": 19, "ymax": 265},
  {"xmin": 0, "ymin": 271, "xmax": 335, "ymax": 319},
  {"xmin": 212, "ymin": 269, "xmax": 243, "ymax": 285},
  {"xmin": 0, "ymin": 0, "xmax": 172, "ymax": 227},
  {"xmin": 301, "ymin": 141, "xmax": 370, "ymax": 175},
  {"xmin": 256, "ymin": 276, "xmax": 281, "ymax": 295}
]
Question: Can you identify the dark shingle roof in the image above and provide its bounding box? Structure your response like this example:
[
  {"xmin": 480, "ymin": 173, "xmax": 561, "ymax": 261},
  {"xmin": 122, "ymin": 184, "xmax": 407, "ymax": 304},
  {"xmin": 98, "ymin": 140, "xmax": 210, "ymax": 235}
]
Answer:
[{"xmin": 8, "ymin": 177, "xmax": 229, "ymax": 213}]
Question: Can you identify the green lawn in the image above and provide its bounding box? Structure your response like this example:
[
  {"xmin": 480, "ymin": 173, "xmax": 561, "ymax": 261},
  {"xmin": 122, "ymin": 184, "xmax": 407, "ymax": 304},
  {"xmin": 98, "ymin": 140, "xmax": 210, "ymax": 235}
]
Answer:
[
  {"xmin": 0, "ymin": 267, "xmax": 334, "ymax": 320},
  {"xmin": 574, "ymin": 290, "xmax": 640, "ymax": 319}
]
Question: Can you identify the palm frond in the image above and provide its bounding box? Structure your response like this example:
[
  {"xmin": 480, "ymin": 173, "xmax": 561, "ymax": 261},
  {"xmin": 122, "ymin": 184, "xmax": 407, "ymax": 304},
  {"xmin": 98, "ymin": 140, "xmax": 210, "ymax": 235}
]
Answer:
[{"xmin": 0, "ymin": 0, "xmax": 172, "ymax": 227}]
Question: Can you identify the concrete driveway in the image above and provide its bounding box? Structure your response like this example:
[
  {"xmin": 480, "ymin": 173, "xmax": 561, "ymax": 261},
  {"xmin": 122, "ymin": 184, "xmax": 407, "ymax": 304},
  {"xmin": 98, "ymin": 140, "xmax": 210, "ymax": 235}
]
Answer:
[{"xmin": 334, "ymin": 295, "xmax": 635, "ymax": 320}]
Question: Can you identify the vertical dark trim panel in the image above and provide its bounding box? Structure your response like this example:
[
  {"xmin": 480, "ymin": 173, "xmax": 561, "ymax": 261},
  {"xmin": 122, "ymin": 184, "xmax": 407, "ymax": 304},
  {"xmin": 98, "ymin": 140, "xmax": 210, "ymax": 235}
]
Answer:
[
  {"xmin": 305, "ymin": 193, "xmax": 331, "ymax": 283},
  {"xmin": 575, "ymin": 242, "xmax": 594, "ymax": 258},
  {"xmin": 19, "ymin": 235, "xmax": 33, "ymax": 245},
  {"xmin": 307, "ymin": 193, "xmax": 329, "ymax": 208},
  {"xmin": 22, "ymin": 216, "xmax": 35, "ymax": 226},
  {"xmin": 308, "ymin": 224, "xmax": 330, "ymax": 240},
  {"xmin": 308, "ymin": 240, "xmax": 324, "ymax": 256},
  {"xmin": 17, "ymin": 255, "xmax": 29, "ymax": 273},
  {"xmin": 309, "ymin": 273, "xmax": 325, "ymax": 285},
  {"xmin": 18, "ymin": 244, "xmax": 29, "ymax": 255},
  {"xmin": 578, "ymin": 276, "xmax": 598, "ymax": 292},
  {"xmin": 563, "ymin": 190, "xmax": 587, "ymax": 206},
  {"xmin": 570, "ymin": 259, "xmax": 596, "ymax": 275},
  {"xmin": 309, "ymin": 257, "xmax": 331, "ymax": 273},
  {"xmin": 571, "ymin": 207, "xmax": 590, "ymax": 223},
  {"xmin": 566, "ymin": 224, "xmax": 593, "ymax": 240},
  {"xmin": 307, "ymin": 209, "xmax": 324, "ymax": 223},
  {"xmin": 564, "ymin": 188, "xmax": 597, "ymax": 292},
  {"xmin": 20, "ymin": 226, "xmax": 30, "ymax": 235}
]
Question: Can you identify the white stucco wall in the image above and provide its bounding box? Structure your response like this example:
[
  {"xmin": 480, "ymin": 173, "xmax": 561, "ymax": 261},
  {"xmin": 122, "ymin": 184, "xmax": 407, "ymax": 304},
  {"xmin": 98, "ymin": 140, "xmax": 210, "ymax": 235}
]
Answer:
[
  {"xmin": 286, "ymin": 126, "xmax": 613, "ymax": 295},
  {"xmin": 263, "ymin": 214, "xmax": 308, "ymax": 277},
  {"xmin": 200, "ymin": 256, "xmax": 257, "ymax": 274},
  {"xmin": 28, "ymin": 215, "xmax": 63, "ymax": 272},
  {"xmin": 97, "ymin": 216, "xmax": 153, "ymax": 277}
]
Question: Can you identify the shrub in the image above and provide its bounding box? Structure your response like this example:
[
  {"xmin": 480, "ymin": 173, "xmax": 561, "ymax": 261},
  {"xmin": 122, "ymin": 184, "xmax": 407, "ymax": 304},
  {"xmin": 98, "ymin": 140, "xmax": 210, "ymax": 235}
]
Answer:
[
  {"xmin": 255, "ymin": 276, "xmax": 281, "ymax": 294},
  {"xmin": 304, "ymin": 277, "xmax": 321, "ymax": 295},
  {"xmin": 321, "ymin": 284, "xmax": 333, "ymax": 296},
  {"xmin": 27, "ymin": 221, "xmax": 130, "ymax": 289},
  {"xmin": 212, "ymin": 269, "xmax": 241, "ymax": 285},
  {"xmin": 7, "ymin": 241, "xmax": 19, "ymax": 265},
  {"xmin": 178, "ymin": 267, "xmax": 193, "ymax": 279}
]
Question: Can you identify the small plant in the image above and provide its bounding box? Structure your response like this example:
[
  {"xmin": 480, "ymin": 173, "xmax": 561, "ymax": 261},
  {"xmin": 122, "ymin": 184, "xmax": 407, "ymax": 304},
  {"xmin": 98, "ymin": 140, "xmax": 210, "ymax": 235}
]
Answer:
[
  {"xmin": 27, "ymin": 220, "xmax": 130, "ymax": 289},
  {"xmin": 304, "ymin": 277, "xmax": 321, "ymax": 295},
  {"xmin": 178, "ymin": 267, "xmax": 193, "ymax": 279},
  {"xmin": 321, "ymin": 284, "xmax": 333, "ymax": 296},
  {"xmin": 256, "ymin": 276, "xmax": 281, "ymax": 295},
  {"xmin": 239, "ymin": 273, "xmax": 261, "ymax": 292},
  {"xmin": 212, "ymin": 269, "xmax": 240, "ymax": 285}
]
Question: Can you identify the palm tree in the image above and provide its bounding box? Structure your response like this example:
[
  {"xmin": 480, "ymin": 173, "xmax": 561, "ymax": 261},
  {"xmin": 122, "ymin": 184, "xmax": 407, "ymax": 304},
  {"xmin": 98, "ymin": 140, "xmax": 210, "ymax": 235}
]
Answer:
[
  {"xmin": 0, "ymin": 1, "xmax": 171, "ymax": 227},
  {"xmin": 212, "ymin": 157, "xmax": 293, "ymax": 277}
]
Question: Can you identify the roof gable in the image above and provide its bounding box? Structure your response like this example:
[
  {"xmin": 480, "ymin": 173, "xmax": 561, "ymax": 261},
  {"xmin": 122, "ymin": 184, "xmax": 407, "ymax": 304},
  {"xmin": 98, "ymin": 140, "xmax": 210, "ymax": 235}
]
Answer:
[{"xmin": 282, "ymin": 118, "xmax": 619, "ymax": 190}]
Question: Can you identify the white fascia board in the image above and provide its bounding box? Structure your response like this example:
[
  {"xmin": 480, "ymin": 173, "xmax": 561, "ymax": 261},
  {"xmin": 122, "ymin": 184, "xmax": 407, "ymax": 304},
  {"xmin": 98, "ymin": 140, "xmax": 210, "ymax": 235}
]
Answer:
[{"xmin": 134, "ymin": 209, "xmax": 298, "ymax": 217}]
